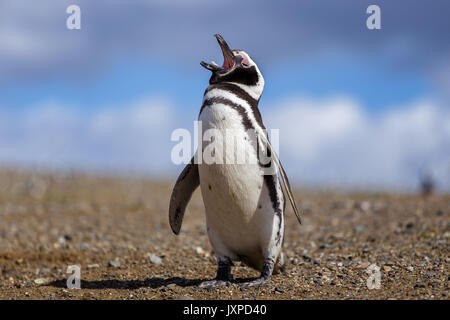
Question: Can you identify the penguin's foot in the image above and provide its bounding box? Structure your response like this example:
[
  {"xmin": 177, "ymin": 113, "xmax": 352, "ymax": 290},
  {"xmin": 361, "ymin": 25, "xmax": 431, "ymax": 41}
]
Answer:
[
  {"xmin": 198, "ymin": 256, "xmax": 233, "ymax": 289},
  {"xmin": 198, "ymin": 279, "xmax": 231, "ymax": 289},
  {"xmin": 273, "ymin": 251, "xmax": 286, "ymax": 275},
  {"xmin": 240, "ymin": 276, "xmax": 271, "ymax": 289},
  {"xmin": 240, "ymin": 257, "xmax": 274, "ymax": 289}
]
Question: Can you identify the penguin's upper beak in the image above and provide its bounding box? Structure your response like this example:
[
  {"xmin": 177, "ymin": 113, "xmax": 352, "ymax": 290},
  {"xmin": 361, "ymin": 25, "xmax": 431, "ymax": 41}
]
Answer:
[{"xmin": 201, "ymin": 34, "xmax": 236, "ymax": 73}]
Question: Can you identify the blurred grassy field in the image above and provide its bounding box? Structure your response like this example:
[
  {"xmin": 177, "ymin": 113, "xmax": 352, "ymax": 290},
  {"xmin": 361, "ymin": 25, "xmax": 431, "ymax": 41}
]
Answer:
[{"xmin": 0, "ymin": 169, "xmax": 448, "ymax": 299}]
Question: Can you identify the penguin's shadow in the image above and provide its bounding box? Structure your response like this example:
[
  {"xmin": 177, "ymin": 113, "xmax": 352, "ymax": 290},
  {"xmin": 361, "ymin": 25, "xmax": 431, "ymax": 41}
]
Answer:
[
  {"xmin": 47, "ymin": 277, "xmax": 202, "ymax": 290},
  {"xmin": 47, "ymin": 276, "xmax": 258, "ymax": 290}
]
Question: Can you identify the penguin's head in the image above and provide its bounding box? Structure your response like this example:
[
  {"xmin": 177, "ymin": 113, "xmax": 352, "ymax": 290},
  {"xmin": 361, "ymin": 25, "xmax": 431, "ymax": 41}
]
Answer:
[{"xmin": 201, "ymin": 34, "xmax": 264, "ymax": 98}]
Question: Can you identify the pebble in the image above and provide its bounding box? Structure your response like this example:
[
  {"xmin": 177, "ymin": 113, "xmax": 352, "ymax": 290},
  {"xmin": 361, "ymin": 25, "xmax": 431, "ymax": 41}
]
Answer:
[
  {"xmin": 87, "ymin": 263, "xmax": 100, "ymax": 269},
  {"xmin": 34, "ymin": 278, "xmax": 49, "ymax": 285},
  {"xmin": 383, "ymin": 266, "xmax": 392, "ymax": 272},
  {"xmin": 359, "ymin": 262, "xmax": 370, "ymax": 268},
  {"xmin": 108, "ymin": 260, "xmax": 121, "ymax": 268},
  {"xmin": 64, "ymin": 234, "xmax": 73, "ymax": 241},
  {"xmin": 355, "ymin": 225, "xmax": 368, "ymax": 233},
  {"xmin": 149, "ymin": 255, "xmax": 162, "ymax": 264},
  {"xmin": 176, "ymin": 295, "xmax": 194, "ymax": 300},
  {"xmin": 195, "ymin": 246, "xmax": 205, "ymax": 255},
  {"xmin": 360, "ymin": 201, "xmax": 371, "ymax": 212}
]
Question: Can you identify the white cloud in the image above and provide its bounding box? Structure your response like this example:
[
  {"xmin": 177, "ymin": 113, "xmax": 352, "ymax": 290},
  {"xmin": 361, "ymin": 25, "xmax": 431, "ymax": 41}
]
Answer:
[
  {"xmin": 0, "ymin": 97, "xmax": 178, "ymax": 177},
  {"xmin": 265, "ymin": 97, "xmax": 450, "ymax": 191}
]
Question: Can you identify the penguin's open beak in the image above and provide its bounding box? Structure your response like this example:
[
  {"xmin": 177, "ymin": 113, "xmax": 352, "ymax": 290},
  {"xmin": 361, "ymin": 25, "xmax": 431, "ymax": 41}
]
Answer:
[{"xmin": 201, "ymin": 34, "xmax": 236, "ymax": 72}]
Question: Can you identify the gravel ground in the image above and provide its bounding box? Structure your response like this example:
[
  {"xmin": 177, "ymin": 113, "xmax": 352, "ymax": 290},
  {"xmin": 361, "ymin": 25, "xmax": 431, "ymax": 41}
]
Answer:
[{"xmin": 0, "ymin": 170, "xmax": 448, "ymax": 300}]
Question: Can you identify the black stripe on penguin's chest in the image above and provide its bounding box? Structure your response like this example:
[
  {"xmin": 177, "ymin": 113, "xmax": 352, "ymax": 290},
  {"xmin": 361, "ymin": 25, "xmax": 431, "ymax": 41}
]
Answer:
[
  {"xmin": 200, "ymin": 96, "xmax": 253, "ymax": 130},
  {"xmin": 199, "ymin": 83, "xmax": 266, "ymax": 161},
  {"xmin": 201, "ymin": 83, "xmax": 265, "ymax": 130}
]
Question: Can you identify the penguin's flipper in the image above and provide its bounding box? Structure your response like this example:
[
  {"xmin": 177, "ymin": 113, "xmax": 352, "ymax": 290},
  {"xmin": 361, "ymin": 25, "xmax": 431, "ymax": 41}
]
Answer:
[
  {"xmin": 276, "ymin": 157, "xmax": 302, "ymax": 225},
  {"xmin": 263, "ymin": 138, "xmax": 302, "ymax": 225},
  {"xmin": 169, "ymin": 157, "xmax": 199, "ymax": 235}
]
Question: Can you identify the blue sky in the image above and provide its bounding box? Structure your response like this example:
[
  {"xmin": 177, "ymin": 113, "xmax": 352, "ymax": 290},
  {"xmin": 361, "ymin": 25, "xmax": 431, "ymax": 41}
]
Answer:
[
  {"xmin": 0, "ymin": 0, "xmax": 449, "ymax": 191},
  {"xmin": 2, "ymin": 54, "xmax": 432, "ymax": 113}
]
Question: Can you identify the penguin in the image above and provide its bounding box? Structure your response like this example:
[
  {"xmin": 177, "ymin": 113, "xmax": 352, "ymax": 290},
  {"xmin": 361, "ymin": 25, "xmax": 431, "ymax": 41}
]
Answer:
[{"xmin": 169, "ymin": 34, "xmax": 301, "ymax": 289}]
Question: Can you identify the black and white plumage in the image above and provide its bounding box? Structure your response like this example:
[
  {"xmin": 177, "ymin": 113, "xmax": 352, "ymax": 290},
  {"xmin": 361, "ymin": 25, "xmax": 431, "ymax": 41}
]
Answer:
[{"xmin": 169, "ymin": 34, "xmax": 301, "ymax": 289}]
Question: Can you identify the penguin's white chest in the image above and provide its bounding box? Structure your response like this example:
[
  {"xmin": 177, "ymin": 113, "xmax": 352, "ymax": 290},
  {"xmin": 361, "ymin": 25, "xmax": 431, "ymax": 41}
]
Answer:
[{"xmin": 197, "ymin": 102, "xmax": 274, "ymax": 257}]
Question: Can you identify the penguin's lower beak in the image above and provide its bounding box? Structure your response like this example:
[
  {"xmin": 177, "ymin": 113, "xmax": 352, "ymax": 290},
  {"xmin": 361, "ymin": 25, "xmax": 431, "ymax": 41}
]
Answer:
[{"xmin": 201, "ymin": 34, "xmax": 235, "ymax": 72}]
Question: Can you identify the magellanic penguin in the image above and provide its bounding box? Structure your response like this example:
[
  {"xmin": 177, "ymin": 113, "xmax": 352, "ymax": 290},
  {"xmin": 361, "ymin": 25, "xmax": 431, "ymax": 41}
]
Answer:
[{"xmin": 169, "ymin": 34, "xmax": 301, "ymax": 289}]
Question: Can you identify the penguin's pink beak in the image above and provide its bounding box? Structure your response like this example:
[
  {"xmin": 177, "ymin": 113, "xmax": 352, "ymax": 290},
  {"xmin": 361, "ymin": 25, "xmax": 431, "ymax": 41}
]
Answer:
[{"xmin": 201, "ymin": 34, "xmax": 235, "ymax": 72}]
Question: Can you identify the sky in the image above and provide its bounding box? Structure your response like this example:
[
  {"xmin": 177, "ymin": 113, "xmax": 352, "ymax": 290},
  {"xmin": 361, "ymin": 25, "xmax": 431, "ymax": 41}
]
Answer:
[{"xmin": 0, "ymin": 0, "xmax": 449, "ymax": 191}]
